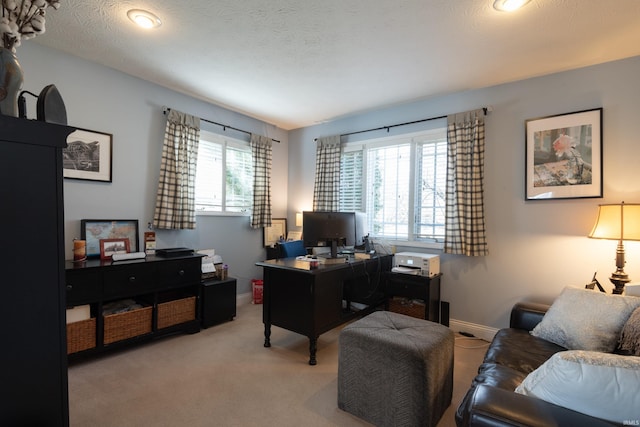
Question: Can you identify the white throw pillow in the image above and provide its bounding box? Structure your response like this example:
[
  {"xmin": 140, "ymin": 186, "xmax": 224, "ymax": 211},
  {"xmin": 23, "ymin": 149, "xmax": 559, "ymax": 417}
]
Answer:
[
  {"xmin": 515, "ymin": 350, "xmax": 640, "ymax": 424},
  {"xmin": 531, "ymin": 286, "xmax": 640, "ymax": 352}
]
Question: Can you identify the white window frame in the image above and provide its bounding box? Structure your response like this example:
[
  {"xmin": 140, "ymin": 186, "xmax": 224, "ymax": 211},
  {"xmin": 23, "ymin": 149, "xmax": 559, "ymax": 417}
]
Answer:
[
  {"xmin": 195, "ymin": 130, "xmax": 252, "ymax": 217},
  {"xmin": 339, "ymin": 128, "xmax": 447, "ymax": 249}
]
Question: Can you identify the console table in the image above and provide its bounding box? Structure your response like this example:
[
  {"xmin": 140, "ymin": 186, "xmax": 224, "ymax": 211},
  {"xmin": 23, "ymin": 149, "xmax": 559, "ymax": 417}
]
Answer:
[
  {"xmin": 256, "ymin": 255, "xmax": 392, "ymax": 365},
  {"xmin": 65, "ymin": 254, "xmax": 203, "ymax": 360}
]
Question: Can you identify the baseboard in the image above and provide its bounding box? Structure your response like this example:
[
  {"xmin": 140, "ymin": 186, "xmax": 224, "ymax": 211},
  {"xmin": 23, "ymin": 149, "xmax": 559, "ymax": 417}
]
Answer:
[
  {"xmin": 237, "ymin": 292, "xmax": 253, "ymax": 306},
  {"xmin": 449, "ymin": 319, "xmax": 498, "ymax": 342}
]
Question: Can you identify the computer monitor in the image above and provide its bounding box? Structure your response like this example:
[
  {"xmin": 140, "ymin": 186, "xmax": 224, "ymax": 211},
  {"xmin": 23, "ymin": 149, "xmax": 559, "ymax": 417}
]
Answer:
[
  {"xmin": 302, "ymin": 211, "xmax": 356, "ymax": 258},
  {"xmin": 354, "ymin": 211, "xmax": 368, "ymax": 247}
]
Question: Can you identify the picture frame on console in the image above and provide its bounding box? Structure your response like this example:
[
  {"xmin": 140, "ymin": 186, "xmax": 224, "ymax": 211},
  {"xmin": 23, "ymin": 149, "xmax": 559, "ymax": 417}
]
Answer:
[
  {"xmin": 81, "ymin": 219, "xmax": 139, "ymax": 258},
  {"xmin": 63, "ymin": 127, "xmax": 113, "ymax": 182},
  {"xmin": 99, "ymin": 238, "xmax": 130, "ymax": 261},
  {"xmin": 263, "ymin": 218, "xmax": 287, "ymax": 247},
  {"xmin": 525, "ymin": 108, "xmax": 602, "ymax": 200}
]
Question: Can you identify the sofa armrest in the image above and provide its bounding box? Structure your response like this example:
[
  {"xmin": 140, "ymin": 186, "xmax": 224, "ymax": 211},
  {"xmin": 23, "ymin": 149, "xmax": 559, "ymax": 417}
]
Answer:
[
  {"xmin": 509, "ymin": 302, "xmax": 550, "ymax": 331},
  {"xmin": 459, "ymin": 384, "xmax": 618, "ymax": 427}
]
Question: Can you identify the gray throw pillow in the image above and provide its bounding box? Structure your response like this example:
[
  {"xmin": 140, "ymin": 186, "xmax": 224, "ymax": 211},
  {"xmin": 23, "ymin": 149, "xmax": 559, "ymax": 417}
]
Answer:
[
  {"xmin": 619, "ymin": 306, "xmax": 640, "ymax": 355},
  {"xmin": 531, "ymin": 286, "xmax": 640, "ymax": 352}
]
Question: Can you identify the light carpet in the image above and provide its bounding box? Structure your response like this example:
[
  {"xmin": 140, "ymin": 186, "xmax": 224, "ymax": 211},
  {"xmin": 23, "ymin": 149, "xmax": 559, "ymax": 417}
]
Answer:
[{"xmin": 68, "ymin": 303, "xmax": 487, "ymax": 426}]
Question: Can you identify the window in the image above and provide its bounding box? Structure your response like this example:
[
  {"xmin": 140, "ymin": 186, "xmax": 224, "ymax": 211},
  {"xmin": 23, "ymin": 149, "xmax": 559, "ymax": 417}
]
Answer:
[
  {"xmin": 195, "ymin": 131, "xmax": 253, "ymax": 214},
  {"xmin": 339, "ymin": 128, "xmax": 447, "ymax": 243}
]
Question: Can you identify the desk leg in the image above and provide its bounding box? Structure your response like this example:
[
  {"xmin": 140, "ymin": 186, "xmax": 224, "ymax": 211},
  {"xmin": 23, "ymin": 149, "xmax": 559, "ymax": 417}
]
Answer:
[
  {"xmin": 309, "ymin": 337, "xmax": 318, "ymax": 365},
  {"xmin": 264, "ymin": 322, "xmax": 271, "ymax": 347}
]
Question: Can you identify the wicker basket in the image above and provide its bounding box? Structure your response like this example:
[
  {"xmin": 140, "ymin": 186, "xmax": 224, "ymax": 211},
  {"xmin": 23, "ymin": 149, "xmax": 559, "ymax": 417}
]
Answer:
[
  {"xmin": 157, "ymin": 296, "xmax": 196, "ymax": 329},
  {"xmin": 66, "ymin": 318, "xmax": 96, "ymax": 354},
  {"xmin": 388, "ymin": 297, "xmax": 426, "ymax": 320},
  {"xmin": 103, "ymin": 306, "xmax": 153, "ymax": 345}
]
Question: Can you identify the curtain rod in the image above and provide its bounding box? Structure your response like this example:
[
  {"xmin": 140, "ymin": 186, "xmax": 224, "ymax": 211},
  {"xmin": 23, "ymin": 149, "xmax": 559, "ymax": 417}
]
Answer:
[
  {"xmin": 163, "ymin": 107, "xmax": 280, "ymax": 143},
  {"xmin": 315, "ymin": 107, "xmax": 489, "ymax": 141}
]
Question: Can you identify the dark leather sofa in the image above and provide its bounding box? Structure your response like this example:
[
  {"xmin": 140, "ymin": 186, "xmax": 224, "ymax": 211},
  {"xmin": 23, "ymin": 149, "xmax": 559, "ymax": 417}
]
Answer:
[{"xmin": 455, "ymin": 302, "xmax": 620, "ymax": 427}]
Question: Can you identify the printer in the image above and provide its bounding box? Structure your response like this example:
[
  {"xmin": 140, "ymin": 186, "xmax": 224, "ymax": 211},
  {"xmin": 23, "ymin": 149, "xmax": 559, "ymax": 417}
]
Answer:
[{"xmin": 392, "ymin": 252, "xmax": 440, "ymax": 277}]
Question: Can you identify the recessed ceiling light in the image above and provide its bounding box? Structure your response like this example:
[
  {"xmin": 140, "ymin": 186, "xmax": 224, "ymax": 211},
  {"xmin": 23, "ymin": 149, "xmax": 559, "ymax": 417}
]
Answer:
[
  {"xmin": 493, "ymin": 0, "xmax": 531, "ymax": 12},
  {"xmin": 127, "ymin": 9, "xmax": 162, "ymax": 29}
]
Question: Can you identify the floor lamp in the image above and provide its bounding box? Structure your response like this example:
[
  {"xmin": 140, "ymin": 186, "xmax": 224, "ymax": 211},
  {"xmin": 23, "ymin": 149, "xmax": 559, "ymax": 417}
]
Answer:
[{"xmin": 589, "ymin": 202, "xmax": 640, "ymax": 294}]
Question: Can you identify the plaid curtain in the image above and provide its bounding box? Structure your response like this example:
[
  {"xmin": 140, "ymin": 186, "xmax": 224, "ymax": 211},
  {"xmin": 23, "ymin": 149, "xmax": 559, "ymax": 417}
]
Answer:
[
  {"xmin": 250, "ymin": 134, "xmax": 273, "ymax": 229},
  {"xmin": 444, "ymin": 109, "xmax": 488, "ymax": 256},
  {"xmin": 312, "ymin": 135, "xmax": 341, "ymax": 211},
  {"xmin": 153, "ymin": 109, "xmax": 200, "ymax": 229}
]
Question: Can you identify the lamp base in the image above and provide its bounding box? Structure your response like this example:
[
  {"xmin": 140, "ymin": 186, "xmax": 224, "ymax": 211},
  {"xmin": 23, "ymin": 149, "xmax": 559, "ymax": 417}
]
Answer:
[{"xmin": 610, "ymin": 271, "xmax": 630, "ymax": 295}]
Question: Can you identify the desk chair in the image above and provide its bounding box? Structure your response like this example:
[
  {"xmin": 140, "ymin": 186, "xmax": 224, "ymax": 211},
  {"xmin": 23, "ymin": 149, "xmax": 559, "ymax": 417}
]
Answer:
[{"xmin": 278, "ymin": 240, "xmax": 307, "ymax": 258}]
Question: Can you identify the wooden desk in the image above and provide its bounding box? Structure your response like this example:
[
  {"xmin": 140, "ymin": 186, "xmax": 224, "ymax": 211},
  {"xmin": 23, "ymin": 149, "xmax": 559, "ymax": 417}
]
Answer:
[{"xmin": 256, "ymin": 255, "xmax": 392, "ymax": 365}]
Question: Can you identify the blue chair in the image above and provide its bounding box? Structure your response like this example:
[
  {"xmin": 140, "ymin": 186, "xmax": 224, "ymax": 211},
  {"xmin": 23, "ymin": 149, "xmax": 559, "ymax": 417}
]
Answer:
[{"xmin": 279, "ymin": 240, "xmax": 307, "ymax": 258}]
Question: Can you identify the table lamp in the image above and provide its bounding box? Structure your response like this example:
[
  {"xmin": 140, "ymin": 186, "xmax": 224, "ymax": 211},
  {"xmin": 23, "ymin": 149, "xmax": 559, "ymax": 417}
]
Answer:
[{"xmin": 588, "ymin": 201, "xmax": 640, "ymax": 294}]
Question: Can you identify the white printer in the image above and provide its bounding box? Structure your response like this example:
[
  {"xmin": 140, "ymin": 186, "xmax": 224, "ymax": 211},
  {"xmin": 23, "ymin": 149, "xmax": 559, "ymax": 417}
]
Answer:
[{"xmin": 392, "ymin": 252, "xmax": 440, "ymax": 277}]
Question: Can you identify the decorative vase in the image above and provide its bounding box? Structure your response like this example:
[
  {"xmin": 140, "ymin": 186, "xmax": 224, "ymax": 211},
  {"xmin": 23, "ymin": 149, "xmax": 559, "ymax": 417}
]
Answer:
[{"xmin": 0, "ymin": 47, "xmax": 24, "ymax": 117}]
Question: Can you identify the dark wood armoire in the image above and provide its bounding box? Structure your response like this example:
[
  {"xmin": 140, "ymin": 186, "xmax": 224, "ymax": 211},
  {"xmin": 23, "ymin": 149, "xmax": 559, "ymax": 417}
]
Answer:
[{"xmin": 0, "ymin": 115, "xmax": 74, "ymax": 426}]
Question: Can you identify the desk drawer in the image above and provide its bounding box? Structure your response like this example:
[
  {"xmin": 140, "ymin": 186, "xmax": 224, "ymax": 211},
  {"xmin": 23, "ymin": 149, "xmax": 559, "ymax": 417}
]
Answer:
[
  {"xmin": 104, "ymin": 264, "xmax": 156, "ymax": 298},
  {"xmin": 66, "ymin": 270, "xmax": 102, "ymax": 305},
  {"xmin": 157, "ymin": 259, "xmax": 201, "ymax": 288}
]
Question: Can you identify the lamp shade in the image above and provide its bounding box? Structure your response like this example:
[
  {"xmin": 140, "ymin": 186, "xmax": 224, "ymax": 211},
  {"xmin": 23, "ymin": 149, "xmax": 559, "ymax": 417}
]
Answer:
[{"xmin": 589, "ymin": 203, "xmax": 640, "ymax": 241}]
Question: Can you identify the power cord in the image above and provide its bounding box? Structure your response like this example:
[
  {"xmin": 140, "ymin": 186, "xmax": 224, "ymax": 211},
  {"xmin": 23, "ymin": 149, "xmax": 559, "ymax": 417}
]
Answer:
[{"xmin": 455, "ymin": 334, "xmax": 490, "ymax": 349}]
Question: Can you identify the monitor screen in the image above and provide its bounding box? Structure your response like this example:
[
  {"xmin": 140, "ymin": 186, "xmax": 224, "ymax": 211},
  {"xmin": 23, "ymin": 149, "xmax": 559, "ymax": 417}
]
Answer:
[{"xmin": 302, "ymin": 211, "xmax": 356, "ymax": 256}]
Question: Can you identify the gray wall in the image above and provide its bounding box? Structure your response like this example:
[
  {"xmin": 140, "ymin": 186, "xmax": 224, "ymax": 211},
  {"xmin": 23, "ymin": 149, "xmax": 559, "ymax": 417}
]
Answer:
[
  {"xmin": 20, "ymin": 42, "xmax": 289, "ymax": 295},
  {"xmin": 19, "ymin": 40, "xmax": 640, "ymax": 330},
  {"xmin": 289, "ymin": 56, "xmax": 640, "ymax": 330}
]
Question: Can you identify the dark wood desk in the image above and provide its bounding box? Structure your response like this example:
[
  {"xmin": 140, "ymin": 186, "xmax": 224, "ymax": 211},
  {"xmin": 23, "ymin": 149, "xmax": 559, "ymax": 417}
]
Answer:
[{"xmin": 256, "ymin": 255, "xmax": 392, "ymax": 365}]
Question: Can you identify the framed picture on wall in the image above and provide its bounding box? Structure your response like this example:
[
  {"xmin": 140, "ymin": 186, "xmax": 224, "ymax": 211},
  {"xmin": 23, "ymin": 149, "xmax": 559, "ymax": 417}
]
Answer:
[
  {"xmin": 81, "ymin": 219, "xmax": 139, "ymax": 258},
  {"xmin": 263, "ymin": 218, "xmax": 287, "ymax": 247},
  {"xmin": 525, "ymin": 108, "xmax": 603, "ymax": 200},
  {"xmin": 63, "ymin": 127, "xmax": 113, "ymax": 182}
]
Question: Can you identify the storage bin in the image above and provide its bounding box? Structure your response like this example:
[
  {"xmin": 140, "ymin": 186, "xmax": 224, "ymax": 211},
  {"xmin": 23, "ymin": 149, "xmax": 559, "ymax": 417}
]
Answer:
[
  {"xmin": 103, "ymin": 305, "xmax": 152, "ymax": 344},
  {"xmin": 66, "ymin": 318, "xmax": 96, "ymax": 354},
  {"xmin": 252, "ymin": 279, "xmax": 263, "ymax": 304},
  {"xmin": 157, "ymin": 296, "xmax": 196, "ymax": 329},
  {"xmin": 388, "ymin": 297, "xmax": 426, "ymax": 320}
]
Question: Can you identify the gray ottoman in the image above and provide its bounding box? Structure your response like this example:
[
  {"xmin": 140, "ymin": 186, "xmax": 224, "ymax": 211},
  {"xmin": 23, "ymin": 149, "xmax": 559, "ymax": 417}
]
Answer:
[{"xmin": 338, "ymin": 311, "xmax": 454, "ymax": 427}]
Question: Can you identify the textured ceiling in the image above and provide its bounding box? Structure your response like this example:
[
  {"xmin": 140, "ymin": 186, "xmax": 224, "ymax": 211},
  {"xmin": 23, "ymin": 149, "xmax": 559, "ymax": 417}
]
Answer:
[{"xmin": 33, "ymin": 0, "xmax": 640, "ymax": 130}]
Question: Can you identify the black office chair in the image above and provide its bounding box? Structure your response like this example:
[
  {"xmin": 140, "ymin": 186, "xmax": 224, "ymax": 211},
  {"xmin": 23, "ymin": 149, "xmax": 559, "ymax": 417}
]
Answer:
[{"xmin": 278, "ymin": 240, "xmax": 307, "ymax": 258}]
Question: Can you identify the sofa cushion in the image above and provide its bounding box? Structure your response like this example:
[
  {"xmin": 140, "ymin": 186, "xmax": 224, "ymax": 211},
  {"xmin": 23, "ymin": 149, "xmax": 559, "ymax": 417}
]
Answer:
[
  {"xmin": 619, "ymin": 306, "xmax": 640, "ymax": 356},
  {"xmin": 473, "ymin": 363, "xmax": 527, "ymax": 391},
  {"xmin": 484, "ymin": 328, "xmax": 566, "ymax": 374},
  {"xmin": 531, "ymin": 286, "xmax": 640, "ymax": 352},
  {"xmin": 515, "ymin": 350, "xmax": 640, "ymax": 424}
]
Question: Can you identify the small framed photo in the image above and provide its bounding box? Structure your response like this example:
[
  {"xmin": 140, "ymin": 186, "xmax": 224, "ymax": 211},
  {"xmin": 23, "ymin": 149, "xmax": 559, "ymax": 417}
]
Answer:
[
  {"xmin": 63, "ymin": 127, "xmax": 113, "ymax": 182},
  {"xmin": 100, "ymin": 238, "xmax": 130, "ymax": 261},
  {"xmin": 525, "ymin": 108, "xmax": 603, "ymax": 200},
  {"xmin": 263, "ymin": 218, "xmax": 287, "ymax": 247},
  {"xmin": 287, "ymin": 230, "xmax": 302, "ymax": 241},
  {"xmin": 81, "ymin": 219, "xmax": 139, "ymax": 258}
]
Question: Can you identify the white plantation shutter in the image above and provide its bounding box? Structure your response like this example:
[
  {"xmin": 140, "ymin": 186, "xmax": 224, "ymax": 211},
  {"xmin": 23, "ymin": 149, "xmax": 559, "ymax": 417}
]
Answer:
[
  {"xmin": 339, "ymin": 149, "xmax": 363, "ymax": 212},
  {"xmin": 367, "ymin": 142, "xmax": 411, "ymax": 239},
  {"xmin": 339, "ymin": 127, "xmax": 447, "ymax": 242},
  {"xmin": 195, "ymin": 139, "xmax": 223, "ymax": 211},
  {"xmin": 195, "ymin": 132, "xmax": 253, "ymax": 213},
  {"xmin": 415, "ymin": 137, "xmax": 447, "ymax": 239},
  {"xmin": 226, "ymin": 143, "xmax": 253, "ymax": 213}
]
